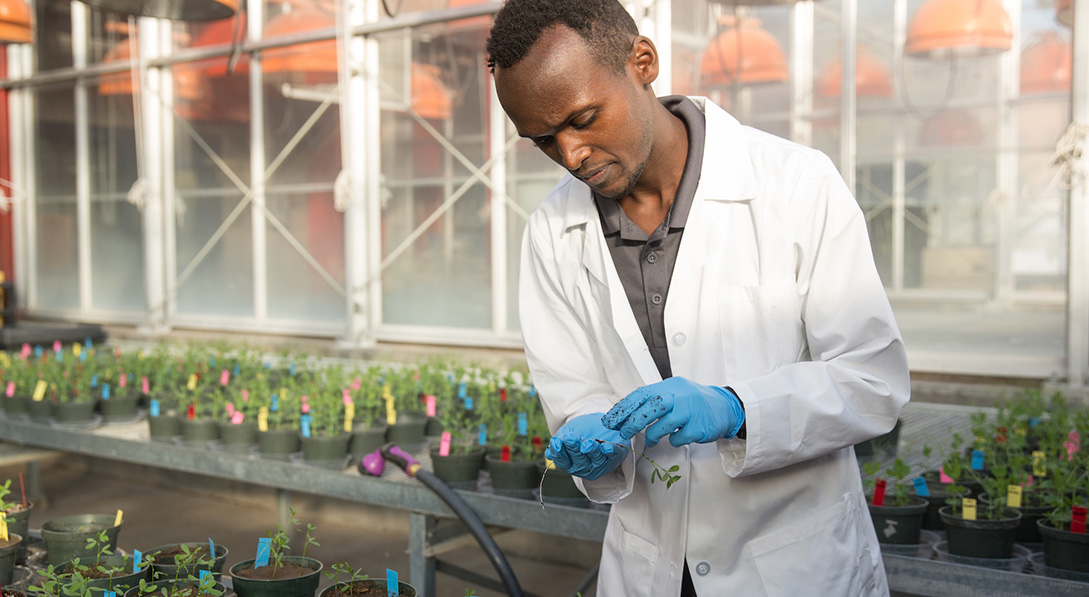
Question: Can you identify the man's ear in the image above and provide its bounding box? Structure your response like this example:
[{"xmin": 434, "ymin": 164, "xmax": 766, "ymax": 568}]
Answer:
[{"xmin": 630, "ymin": 36, "xmax": 659, "ymax": 87}]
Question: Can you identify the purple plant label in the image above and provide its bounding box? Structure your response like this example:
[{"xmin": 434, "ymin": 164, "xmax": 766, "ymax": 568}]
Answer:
[
  {"xmin": 133, "ymin": 550, "xmax": 142, "ymax": 572},
  {"xmin": 479, "ymin": 425, "xmax": 487, "ymax": 446},
  {"xmin": 970, "ymin": 449, "xmax": 985, "ymax": 470},
  {"xmin": 150, "ymin": 400, "xmax": 160, "ymax": 417},
  {"xmin": 518, "ymin": 413, "xmax": 528, "ymax": 436},
  {"xmin": 255, "ymin": 538, "xmax": 271, "ymax": 568},
  {"xmin": 301, "ymin": 415, "xmax": 312, "ymax": 438},
  {"xmin": 913, "ymin": 476, "xmax": 930, "ymax": 497},
  {"xmin": 386, "ymin": 569, "xmax": 398, "ymax": 596}
]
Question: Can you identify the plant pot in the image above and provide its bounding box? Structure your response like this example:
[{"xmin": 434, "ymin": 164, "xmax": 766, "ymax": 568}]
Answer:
[
  {"xmin": 100, "ymin": 393, "xmax": 140, "ymax": 422},
  {"xmin": 3, "ymin": 502, "xmax": 33, "ymax": 561},
  {"xmin": 537, "ymin": 463, "xmax": 586, "ymax": 501},
  {"xmin": 61, "ymin": 553, "xmax": 149, "ymax": 594},
  {"xmin": 319, "ymin": 579, "xmax": 418, "ymax": 597},
  {"xmin": 300, "ymin": 434, "xmax": 350, "ymax": 467},
  {"xmin": 868, "ymin": 496, "xmax": 928, "ymax": 545},
  {"xmin": 0, "ymin": 534, "xmax": 21, "ymax": 585},
  {"xmin": 218, "ymin": 421, "xmax": 258, "ymax": 452},
  {"xmin": 259, "ymin": 428, "xmax": 301, "ymax": 460},
  {"xmin": 179, "ymin": 417, "xmax": 220, "ymax": 444},
  {"xmin": 486, "ymin": 456, "xmax": 539, "ymax": 498},
  {"xmin": 386, "ymin": 414, "xmax": 427, "ymax": 450},
  {"xmin": 229, "ymin": 556, "xmax": 322, "ymax": 597},
  {"xmin": 425, "ymin": 416, "xmax": 443, "ymax": 437},
  {"xmin": 26, "ymin": 400, "xmax": 52, "ymax": 424},
  {"xmin": 429, "ymin": 447, "xmax": 485, "ymax": 488},
  {"xmin": 349, "ymin": 424, "xmax": 388, "ymax": 459},
  {"xmin": 980, "ymin": 492, "xmax": 1054, "ymax": 544},
  {"xmin": 148, "ymin": 415, "xmax": 182, "ymax": 442},
  {"xmin": 3, "ymin": 395, "xmax": 28, "ymax": 417},
  {"xmin": 920, "ymin": 471, "xmax": 973, "ymax": 530},
  {"xmin": 145, "ymin": 541, "xmax": 228, "ymax": 581},
  {"xmin": 1038, "ymin": 518, "xmax": 1089, "ymax": 573},
  {"xmin": 53, "ymin": 401, "xmax": 97, "ymax": 423},
  {"xmin": 938, "ymin": 505, "xmax": 1021, "ymax": 559},
  {"xmin": 123, "ymin": 578, "xmax": 227, "ymax": 597},
  {"xmin": 40, "ymin": 514, "xmax": 121, "ymax": 566}
]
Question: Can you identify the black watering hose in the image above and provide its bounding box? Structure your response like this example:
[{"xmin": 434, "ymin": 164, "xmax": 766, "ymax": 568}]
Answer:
[{"xmin": 359, "ymin": 443, "xmax": 526, "ymax": 597}]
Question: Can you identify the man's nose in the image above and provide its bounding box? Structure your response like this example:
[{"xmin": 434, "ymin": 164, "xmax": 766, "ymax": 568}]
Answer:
[{"xmin": 556, "ymin": 133, "xmax": 590, "ymax": 171}]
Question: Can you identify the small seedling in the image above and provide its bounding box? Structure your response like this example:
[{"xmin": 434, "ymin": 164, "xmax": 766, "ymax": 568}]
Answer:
[
  {"xmin": 323, "ymin": 562, "xmax": 369, "ymax": 591},
  {"xmin": 536, "ymin": 439, "xmax": 681, "ymax": 509}
]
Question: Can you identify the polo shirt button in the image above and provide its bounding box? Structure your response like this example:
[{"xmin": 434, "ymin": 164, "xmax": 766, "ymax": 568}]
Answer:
[
  {"xmin": 673, "ymin": 332, "xmax": 686, "ymax": 346},
  {"xmin": 651, "ymin": 293, "xmax": 663, "ymax": 305},
  {"xmin": 646, "ymin": 253, "xmax": 657, "ymax": 264},
  {"xmin": 695, "ymin": 561, "xmax": 710, "ymax": 576}
]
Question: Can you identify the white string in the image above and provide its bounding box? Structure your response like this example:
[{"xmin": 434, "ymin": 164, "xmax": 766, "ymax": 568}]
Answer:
[
  {"xmin": 0, "ymin": 177, "xmax": 25, "ymax": 214},
  {"xmin": 126, "ymin": 16, "xmax": 148, "ymax": 212},
  {"xmin": 1020, "ymin": 121, "xmax": 1089, "ymax": 200}
]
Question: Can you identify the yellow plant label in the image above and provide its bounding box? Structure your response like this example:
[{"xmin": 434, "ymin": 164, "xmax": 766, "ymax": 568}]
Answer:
[
  {"xmin": 280, "ymin": 387, "xmax": 289, "ymax": 401},
  {"xmin": 32, "ymin": 380, "xmax": 47, "ymax": 402},
  {"xmin": 962, "ymin": 498, "xmax": 977, "ymax": 521},
  {"xmin": 114, "ymin": 509, "xmax": 123, "ymax": 526},
  {"xmin": 187, "ymin": 374, "xmax": 197, "ymax": 391},
  {"xmin": 1033, "ymin": 451, "xmax": 1047, "ymax": 477},
  {"xmin": 0, "ymin": 516, "xmax": 8, "ymax": 541},
  {"xmin": 544, "ymin": 459, "xmax": 556, "ymax": 471},
  {"xmin": 344, "ymin": 403, "xmax": 355, "ymax": 433},
  {"xmin": 258, "ymin": 408, "xmax": 269, "ymax": 432},
  {"xmin": 0, "ymin": 352, "xmax": 8, "ymax": 367},
  {"xmin": 1007, "ymin": 484, "xmax": 1022, "ymax": 508},
  {"xmin": 386, "ymin": 405, "xmax": 397, "ymax": 426},
  {"xmin": 73, "ymin": 343, "xmax": 81, "ymax": 357}
]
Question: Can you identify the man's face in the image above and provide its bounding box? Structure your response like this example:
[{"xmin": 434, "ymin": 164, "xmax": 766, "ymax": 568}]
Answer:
[{"xmin": 494, "ymin": 25, "xmax": 654, "ymax": 200}]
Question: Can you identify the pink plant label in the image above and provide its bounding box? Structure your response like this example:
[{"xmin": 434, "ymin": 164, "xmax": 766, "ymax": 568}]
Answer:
[
  {"xmin": 4, "ymin": 382, "xmax": 13, "ymax": 398},
  {"xmin": 226, "ymin": 403, "xmax": 236, "ymax": 416},
  {"xmin": 872, "ymin": 479, "xmax": 887, "ymax": 506},
  {"xmin": 351, "ymin": 377, "xmax": 361, "ymax": 391},
  {"xmin": 439, "ymin": 432, "xmax": 452, "ymax": 456},
  {"xmin": 53, "ymin": 340, "xmax": 61, "ymax": 353},
  {"xmin": 119, "ymin": 373, "xmax": 127, "ymax": 388},
  {"xmin": 302, "ymin": 403, "xmax": 311, "ymax": 414},
  {"xmin": 231, "ymin": 411, "xmax": 245, "ymax": 425},
  {"xmin": 343, "ymin": 389, "xmax": 352, "ymax": 406},
  {"xmin": 220, "ymin": 370, "xmax": 230, "ymax": 386},
  {"xmin": 141, "ymin": 377, "xmax": 150, "ymax": 394},
  {"xmin": 425, "ymin": 395, "xmax": 436, "ymax": 417},
  {"xmin": 20, "ymin": 344, "xmax": 30, "ymax": 359},
  {"xmin": 1065, "ymin": 430, "xmax": 1080, "ymax": 460},
  {"xmin": 301, "ymin": 395, "xmax": 309, "ymax": 403},
  {"xmin": 939, "ymin": 467, "xmax": 953, "ymax": 484},
  {"xmin": 241, "ymin": 389, "xmax": 249, "ymax": 402}
]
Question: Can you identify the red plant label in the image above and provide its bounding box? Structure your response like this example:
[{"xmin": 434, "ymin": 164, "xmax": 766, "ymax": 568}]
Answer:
[
  {"xmin": 872, "ymin": 479, "xmax": 886, "ymax": 506},
  {"xmin": 1072, "ymin": 506, "xmax": 1086, "ymax": 534},
  {"xmin": 187, "ymin": 404, "xmax": 195, "ymax": 420},
  {"xmin": 532, "ymin": 436, "xmax": 543, "ymax": 452},
  {"xmin": 500, "ymin": 388, "xmax": 508, "ymax": 402},
  {"xmin": 501, "ymin": 445, "xmax": 511, "ymax": 462}
]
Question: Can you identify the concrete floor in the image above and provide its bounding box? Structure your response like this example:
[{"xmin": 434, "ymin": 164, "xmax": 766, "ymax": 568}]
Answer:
[{"xmin": 2, "ymin": 457, "xmax": 599, "ymax": 597}]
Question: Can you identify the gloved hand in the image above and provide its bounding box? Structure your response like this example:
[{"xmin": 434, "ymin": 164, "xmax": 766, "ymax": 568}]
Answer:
[
  {"xmin": 602, "ymin": 377, "xmax": 745, "ymax": 448},
  {"xmin": 545, "ymin": 413, "xmax": 629, "ymax": 480}
]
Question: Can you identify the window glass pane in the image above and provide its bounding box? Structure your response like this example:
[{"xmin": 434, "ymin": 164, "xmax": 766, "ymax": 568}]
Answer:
[
  {"xmin": 175, "ymin": 196, "xmax": 255, "ymax": 316},
  {"xmin": 34, "ymin": 86, "xmax": 78, "ymax": 309},
  {"xmin": 34, "ymin": 0, "xmax": 72, "ymax": 71}
]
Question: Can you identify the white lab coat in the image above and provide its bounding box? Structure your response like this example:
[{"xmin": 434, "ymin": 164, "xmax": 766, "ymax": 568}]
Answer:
[{"xmin": 519, "ymin": 97, "xmax": 909, "ymax": 596}]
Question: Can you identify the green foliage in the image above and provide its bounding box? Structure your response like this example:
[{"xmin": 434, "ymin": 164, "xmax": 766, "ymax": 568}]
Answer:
[
  {"xmin": 323, "ymin": 561, "xmax": 369, "ymax": 588},
  {"xmin": 263, "ymin": 508, "xmax": 319, "ymax": 575}
]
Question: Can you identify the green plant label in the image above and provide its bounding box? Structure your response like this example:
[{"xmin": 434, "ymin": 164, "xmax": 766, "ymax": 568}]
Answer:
[
  {"xmin": 255, "ymin": 537, "xmax": 272, "ymax": 568},
  {"xmin": 386, "ymin": 569, "xmax": 399, "ymax": 597}
]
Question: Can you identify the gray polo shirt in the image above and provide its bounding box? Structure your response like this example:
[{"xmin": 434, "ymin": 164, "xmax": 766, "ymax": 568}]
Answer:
[{"xmin": 593, "ymin": 96, "xmax": 706, "ymax": 380}]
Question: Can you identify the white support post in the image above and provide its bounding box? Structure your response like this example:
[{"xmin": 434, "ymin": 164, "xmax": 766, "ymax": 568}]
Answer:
[
  {"xmin": 488, "ymin": 77, "xmax": 507, "ymax": 336},
  {"xmin": 838, "ymin": 0, "xmax": 856, "ymax": 191},
  {"xmin": 137, "ymin": 17, "xmax": 169, "ymax": 336},
  {"xmin": 73, "ymin": 2, "xmax": 91, "ymax": 311},
  {"xmin": 250, "ymin": 0, "xmax": 267, "ymax": 322},
  {"xmin": 1068, "ymin": 0, "xmax": 1089, "ymax": 387}
]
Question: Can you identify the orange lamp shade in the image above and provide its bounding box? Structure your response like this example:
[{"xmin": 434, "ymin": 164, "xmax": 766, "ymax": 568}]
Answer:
[
  {"xmin": 447, "ymin": 0, "xmax": 492, "ymax": 34},
  {"xmin": 0, "ymin": 0, "xmax": 32, "ymax": 45},
  {"xmin": 262, "ymin": 8, "xmax": 337, "ymax": 75},
  {"xmin": 700, "ymin": 17, "xmax": 787, "ymax": 87},
  {"xmin": 75, "ymin": 0, "xmax": 237, "ymax": 21},
  {"xmin": 1057, "ymin": 0, "xmax": 1073, "ymax": 27},
  {"xmin": 816, "ymin": 45, "xmax": 894, "ymax": 99},
  {"xmin": 411, "ymin": 62, "xmax": 451, "ymax": 120},
  {"xmin": 188, "ymin": 14, "xmax": 250, "ymax": 77},
  {"xmin": 1020, "ymin": 33, "xmax": 1071, "ymax": 95},
  {"xmin": 905, "ymin": 0, "xmax": 1013, "ymax": 58},
  {"xmin": 99, "ymin": 37, "xmax": 207, "ymax": 101},
  {"xmin": 918, "ymin": 109, "xmax": 984, "ymax": 147}
]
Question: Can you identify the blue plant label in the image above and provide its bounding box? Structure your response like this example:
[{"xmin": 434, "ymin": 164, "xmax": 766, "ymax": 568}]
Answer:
[
  {"xmin": 79, "ymin": 350, "xmax": 86, "ymax": 363},
  {"xmin": 386, "ymin": 569, "xmax": 398, "ymax": 597},
  {"xmin": 128, "ymin": 373, "xmax": 135, "ymax": 383},
  {"xmin": 200, "ymin": 570, "xmax": 212, "ymax": 583},
  {"xmin": 289, "ymin": 362, "xmax": 296, "ymax": 376},
  {"xmin": 264, "ymin": 361, "xmax": 272, "ymax": 369},
  {"xmin": 33, "ymin": 346, "xmax": 41, "ymax": 358},
  {"xmin": 55, "ymin": 350, "xmax": 63, "ymax": 362},
  {"xmin": 91, "ymin": 374, "xmax": 98, "ymax": 388},
  {"xmin": 1030, "ymin": 417, "xmax": 1040, "ymax": 427},
  {"xmin": 102, "ymin": 384, "xmax": 111, "ymax": 400},
  {"xmin": 479, "ymin": 424, "xmax": 487, "ymax": 446},
  {"xmin": 104, "ymin": 592, "xmax": 116, "ymax": 597},
  {"xmin": 529, "ymin": 385, "xmax": 536, "ymax": 397},
  {"xmin": 971, "ymin": 449, "xmax": 985, "ymax": 470},
  {"xmin": 301, "ymin": 415, "xmax": 312, "ymax": 438},
  {"xmin": 209, "ymin": 538, "xmax": 216, "ymax": 557},
  {"xmin": 271, "ymin": 395, "xmax": 279, "ymax": 412},
  {"xmin": 84, "ymin": 337, "xmax": 93, "ymax": 349},
  {"xmin": 210, "ymin": 357, "xmax": 216, "ymax": 367},
  {"xmin": 458, "ymin": 382, "xmax": 467, "ymax": 399},
  {"xmin": 913, "ymin": 476, "xmax": 930, "ymax": 497},
  {"xmin": 518, "ymin": 412, "xmax": 528, "ymax": 436},
  {"xmin": 150, "ymin": 400, "xmax": 160, "ymax": 417},
  {"xmin": 233, "ymin": 364, "xmax": 240, "ymax": 377},
  {"xmin": 465, "ymin": 397, "xmax": 473, "ymax": 410},
  {"xmin": 133, "ymin": 549, "xmax": 142, "ymax": 572},
  {"xmin": 255, "ymin": 538, "xmax": 272, "ymax": 568}
]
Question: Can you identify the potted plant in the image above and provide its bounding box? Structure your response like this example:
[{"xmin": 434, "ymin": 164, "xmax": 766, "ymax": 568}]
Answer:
[
  {"xmin": 40, "ymin": 513, "xmax": 121, "ymax": 567},
  {"xmin": 0, "ymin": 478, "xmax": 33, "ymax": 561},
  {"xmin": 257, "ymin": 385, "xmax": 301, "ymax": 461},
  {"xmin": 319, "ymin": 563, "xmax": 417, "ymax": 597},
  {"xmin": 229, "ymin": 510, "xmax": 323, "ymax": 597},
  {"xmin": 298, "ymin": 384, "xmax": 351, "ymax": 469},
  {"xmin": 347, "ymin": 367, "xmax": 388, "ymax": 461},
  {"xmin": 126, "ymin": 572, "xmax": 226, "ymax": 596},
  {"xmin": 59, "ymin": 530, "xmax": 150, "ymax": 595},
  {"xmin": 937, "ymin": 450, "xmax": 1022, "ymax": 559},
  {"xmin": 145, "ymin": 540, "xmax": 228, "ymax": 582},
  {"xmin": 863, "ymin": 458, "xmax": 928, "ymax": 546}
]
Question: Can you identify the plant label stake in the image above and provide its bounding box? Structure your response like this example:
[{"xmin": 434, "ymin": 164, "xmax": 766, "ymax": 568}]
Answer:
[
  {"xmin": 102, "ymin": 383, "xmax": 110, "ymax": 400},
  {"xmin": 255, "ymin": 538, "xmax": 272, "ymax": 568},
  {"xmin": 500, "ymin": 388, "xmax": 507, "ymax": 402},
  {"xmin": 962, "ymin": 498, "xmax": 977, "ymax": 521},
  {"xmin": 872, "ymin": 479, "xmax": 886, "ymax": 506},
  {"xmin": 187, "ymin": 404, "xmax": 196, "ymax": 420},
  {"xmin": 344, "ymin": 402, "xmax": 355, "ymax": 433},
  {"xmin": 119, "ymin": 373, "xmax": 127, "ymax": 389},
  {"xmin": 241, "ymin": 389, "xmax": 249, "ymax": 403},
  {"xmin": 220, "ymin": 370, "xmax": 230, "ymax": 386},
  {"xmin": 301, "ymin": 414, "xmax": 312, "ymax": 438},
  {"xmin": 913, "ymin": 476, "xmax": 929, "ymax": 497},
  {"xmin": 0, "ymin": 516, "xmax": 8, "ymax": 541},
  {"xmin": 231, "ymin": 411, "xmax": 245, "ymax": 425},
  {"xmin": 72, "ymin": 343, "xmax": 80, "ymax": 357},
  {"xmin": 33, "ymin": 345, "xmax": 41, "ymax": 359},
  {"xmin": 114, "ymin": 509, "xmax": 124, "ymax": 526},
  {"xmin": 150, "ymin": 400, "xmax": 160, "ymax": 417},
  {"xmin": 91, "ymin": 375, "xmax": 98, "ymax": 388},
  {"xmin": 209, "ymin": 538, "xmax": 216, "ymax": 558},
  {"xmin": 226, "ymin": 402, "xmax": 236, "ymax": 417},
  {"xmin": 32, "ymin": 380, "xmax": 46, "ymax": 402},
  {"xmin": 501, "ymin": 446, "xmax": 511, "ymax": 462},
  {"xmin": 458, "ymin": 382, "xmax": 467, "ymax": 399},
  {"xmin": 200, "ymin": 570, "xmax": 212, "ymax": 584},
  {"xmin": 386, "ymin": 569, "xmax": 399, "ymax": 597},
  {"xmin": 187, "ymin": 374, "xmax": 197, "ymax": 391},
  {"xmin": 134, "ymin": 550, "xmax": 142, "ymax": 572},
  {"xmin": 1007, "ymin": 484, "xmax": 1023, "ymax": 508},
  {"xmin": 387, "ymin": 403, "xmax": 397, "ymax": 426},
  {"xmin": 1065, "ymin": 431, "xmax": 1080, "ymax": 461},
  {"xmin": 142, "ymin": 377, "xmax": 150, "ymax": 395},
  {"xmin": 5, "ymin": 382, "xmax": 14, "ymax": 398},
  {"xmin": 532, "ymin": 436, "xmax": 543, "ymax": 452},
  {"xmin": 518, "ymin": 412, "xmax": 528, "ymax": 436},
  {"xmin": 425, "ymin": 395, "xmax": 436, "ymax": 417},
  {"xmin": 52, "ymin": 340, "xmax": 61, "ymax": 354},
  {"xmin": 104, "ymin": 592, "xmax": 116, "ymax": 597},
  {"xmin": 258, "ymin": 408, "xmax": 269, "ymax": 432},
  {"xmin": 938, "ymin": 467, "xmax": 953, "ymax": 484},
  {"xmin": 1072, "ymin": 506, "xmax": 1087, "ymax": 534},
  {"xmin": 18, "ymin": 472, "xmax": 26, "ymax": 507},
  {"xmin": 1033, "ymin": 451, "xmax": 1047, "ymax": 477},
  {"xmin": 970, "ymin": 450, "xmax": 985, "ymax": 470},
  {"xmin": 19, "ymin": 344, "xmax": 29, "ymax": 359},
  {"xmin": 479, "ymin": 424, "xmax": 487, "ymax": 446},
  {"xmin": 465, "ymin": 397, "xmax": 473, "ymax": 410},
  {"xmin": 439, "ymin": 432, "xmax": 452, "ymax": 456}
]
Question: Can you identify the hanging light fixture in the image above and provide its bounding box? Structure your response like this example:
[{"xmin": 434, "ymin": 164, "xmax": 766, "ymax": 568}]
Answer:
[
  {"xmin": 99, "ymin": 36, "xmax": 206, "ymax": 100},
  {"xmin": 0, "ymin": 0, "xmax": 32, "ymax": 45},
  {"xmin": 262, "ymin": 6, "xmax": 338, "ymax": 85},
  {"xmin": 1020, "ymin": 32, "xmax": 1071, "ymax": 95},
  {"xmin": 411, "ymin": 62, "xmax": 452, "ymax": 120},
  {"xmin": 446, "ymin": 0, "xmax": 492, "ymax": 35},
  {"xmin": 905, "ymin": 0, "xmax": 1013, "ymax": 58},
  {"xmin": 75, "ymin": 0, "xmax": 237, "ymax": 21},
  {"xmin": 1056, "ymin": 0, "xmax": 1072, "ymax": 28},
  {"xmin": 816, "ymin": 45, "xmax": 893, "ymax": 99},
  {"xmin": 699, "ymin": 15, "xmax": 787, "ymax": 87}
]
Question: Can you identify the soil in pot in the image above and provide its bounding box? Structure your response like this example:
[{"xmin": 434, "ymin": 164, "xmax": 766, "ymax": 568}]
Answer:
[
  {"xmin": 320, "ymin": 580, "xmax": 418, "ymax": 597},
  {"xmin": 938, "ymin": 505, "xmax": 1021, "ymax": 559},
  {"xmin": 868, "ymin": 496, "xmax": 929, "ymax": 545},
  {"xmin": 1038, "ymin": 518, "xmax": 1089, "ymax": 573},
  {"xmin": 230, "ymin": 556, "xmax": 322, "ymax": 597},
  {"xmin": 259, "ymin": 428, "xmax": 301, "ymax": 460},
  {"xmin": 145, "ymin": 542, "xmax": 228, "ymax": 580},
  {"xmin": 40, "ymin": 514, "xmax": 121, "ymax": 566},
  {"xmin": 122, "ymin": 579, "xmax": 226, "ymax": 597}
]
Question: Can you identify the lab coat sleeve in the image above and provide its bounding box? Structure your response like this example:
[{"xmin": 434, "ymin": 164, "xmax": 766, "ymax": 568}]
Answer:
[
  {"xmin": 720, "ymin": 153, "xmax": 910, "ymax": 476},
  {"xmin": 519, "ymin": 206, "xmax": 636, "ymax": 503}
]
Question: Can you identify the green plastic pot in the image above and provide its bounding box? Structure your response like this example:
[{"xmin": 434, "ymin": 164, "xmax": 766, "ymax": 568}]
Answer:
[
  {"xmin": 179, "ymin": 418, "xmax": 220, "ymax": 443},
  {"xmin": 123, "ymin": 578, "xmax": 226, "ymax": 597},
  {"xmin": 1039, "ymin": 518, "xmax": 1089, "ymax": 573},
  {"xmin": 229, "ymin": 556, "xmax": 322, "ymax": 597},
  {"xmin": 319, "ymin": 579, "xmax": 418, "ymax": 597},
  {"xmin": 259, "ymin": 428, "xmax": 301, "ymax": 460},
  {"xmin": 53, "ymin": 401, "xmax": 97, "ymax": 423},
  {"xmin": 486, "ymin": 456, "xmax": 539, "ymax": 498},
  {"xmin": 938, "ymin": 505, "xmax": 1021, "ymax": 559},
  {"xmin": 300, "ymin": 434, "xmax": 350, "ymax": 464},
  {"xmin": 3, "ymin": 395, "xmax": 28, "ymax": 417},
  {"xmin": 100, "ymin": 394, "xmax": 141, "ymax": 422},
  {"xmin": 60, "ymin": 554, "xmax": 149, "ymax": 594},
  {"xmin": 386, "ymin": 415, "xmax": 427, "ymax": 448},
  {"xmin": 3, "ymin": 502, "xmax": 33, "ymax": 561},
  {"xmin": 27, "ymin": 399, "xmax": 52, "ymax": 423},
  {"xmin": 218, "ymin": 421, "xmax": 258, "ymax": 451},
  {"xmin": 0, "ymin": 533, "xmax": 21, "ymax": 585},
  {"xmin": 537, "ymin": 463, "xmax": 585, "ymax": 500},
  {"xmin": 40, "ymin": 514, "xmax": 121, "ymax": 566},
  {"xmin": 868, "ymin": 496, "xmax": 928, "ymax": 545},
  {"xmin": 145, "ymin": 542, "xmax": 228, "ymax": 581},
  {"xmin": 148, "ymin": 415, "xmax": 182, "ymax": 442},
  {"xmin": 348, "ymin": 424, "xmax": 388, "ymax": 459},
  {"xmin": 430, "ymin": 447, "xmax": 485, "ymax": 487}
]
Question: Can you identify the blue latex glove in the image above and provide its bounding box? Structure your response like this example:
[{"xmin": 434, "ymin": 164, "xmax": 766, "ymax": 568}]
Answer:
[
  {"xmin": 602, "ymin": 377, "xmax": 745, "ymax": 448},
  {"xmin": 545, "ymin": 413, "xmax": 629, "ymax": 480}
]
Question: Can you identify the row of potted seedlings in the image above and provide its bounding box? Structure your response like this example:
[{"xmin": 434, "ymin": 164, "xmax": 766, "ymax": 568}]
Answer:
[{"xmin": 863, "ymin": 390, "xmax": 1089, "ymax": 580}]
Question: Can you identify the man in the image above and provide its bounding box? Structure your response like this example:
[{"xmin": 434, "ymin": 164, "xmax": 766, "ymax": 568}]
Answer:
[{"xmin": 487, "ymin": 0, "xmax": 909, "ymax": 594}]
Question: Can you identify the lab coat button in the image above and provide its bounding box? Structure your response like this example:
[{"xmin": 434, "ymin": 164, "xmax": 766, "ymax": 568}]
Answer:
[
  {"xmin": 651, "ymin": 293, "xmax": 663, "ymax": 305},
  {"xmin": 673, "ymin": 332, "xmax": 686, "ymax": 346},
  {"xmin": 695, "ymin": 562, "xmax": 710, "ymax": 576}
]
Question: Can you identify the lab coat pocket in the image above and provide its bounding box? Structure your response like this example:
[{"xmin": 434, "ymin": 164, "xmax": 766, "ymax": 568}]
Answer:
[
  {"xmin": 748, "ymin": 494, "xmax": 879, "ymax": 595},
  {"xmin": 602, "ymin": 514, "xmax": 658, "ymax": 590},
  {"xmin": 718, "ymin": 281, "xmax": 802, "ymax": 376}
]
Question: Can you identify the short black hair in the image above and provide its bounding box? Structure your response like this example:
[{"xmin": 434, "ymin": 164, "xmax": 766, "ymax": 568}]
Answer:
[{"xmin": 485, "ymin": 0, "xmax": 639, "ymax": 74}]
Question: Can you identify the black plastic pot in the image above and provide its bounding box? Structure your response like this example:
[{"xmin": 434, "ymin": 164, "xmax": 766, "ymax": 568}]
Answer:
[
  {"xmin": 259, "ymin": 428, "xmax": 300, "ymax": 460},
  {"xmin": 537, "ymin": 463, "xmax": 585, "ymax": 501},
  {"xmin": 53, "ymin": 401, "xmax": 96, "ymax": 423},
  {"xmin": 938, "ymin": 505, "xmax": 1021, "ymax": 559},
  {"xmin": 218, "ymin": 421, "xmax": 259, "ymax": 452},
  {"xmin": 148, "ymin": 415, "xmax": 182, "ymax": 442},
  {"xmin": 3, "ymin": 502, "xmax": 32, "ymax": 561},
  {"xmin": 430, "ymin": 447, "xmax": 485, "ymax": 488},
  {"xmin": 387, "ymin": 414, "xmax": 428, "ymax": 450},
  {"xmin": 0, "ymin": 533, "xmax": 21, "ymax": 585},
  {"xmin": 3, "ymin": 395, "xmax": 28, "ymax": 417},
  {"xmin": 100, "ymin": 393, "xmax": 141, "ymax": 422},
  {"xmin": 179, "ymin": 417, "xmax": 220, "ymax": 444},
  {"xmin": 26, "ymin": 400, "xmax": 52, "ymax": 423},
  {"xmin": 1038, "ymin": 518, "xmax": 1089, "ymax": 573},
  {"xmin": 486, "ymin": 456, "xmax": 538, "ymax": 498},
  {"xmin": 145, "ymin": 541, "xmax": 228, "ymax": 581},
  {"xmin": 300, "ymin": 433, "xmax": 350, "ymax": 465},
  {"xmin": 40, "ymin": 514, "xmax": 121, "ymax": 566},
  {"xmin": 319, "ymin": 579, "xmax": 418, "ymax": 597},
  {"xmin": 980, "ymin": 491, "xmax": 1054, "ymax": 543},
  {"xmin": 348, "ymin": 424, "xmax": 388, "ymax": 459},
  {"xmin": 868, "ymin": 496, "xmax": 928, "ymax": 545},
  {"xmin": 229, "ymin": 556, "xmax": 322, "ymax": 597}
]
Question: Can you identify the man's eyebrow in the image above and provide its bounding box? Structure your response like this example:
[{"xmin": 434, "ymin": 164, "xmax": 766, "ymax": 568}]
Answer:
[{"xmin": 518, "ymin": 109, "xmax": 589, "ymax": 140}]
